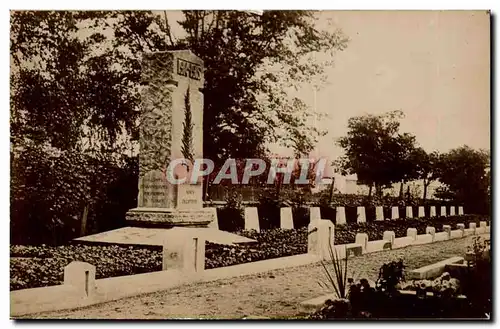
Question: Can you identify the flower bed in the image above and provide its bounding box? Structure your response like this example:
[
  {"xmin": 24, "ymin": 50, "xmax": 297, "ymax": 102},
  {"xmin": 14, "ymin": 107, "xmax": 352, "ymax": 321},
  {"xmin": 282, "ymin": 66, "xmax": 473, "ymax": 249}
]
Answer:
[
  {"xmin": 10, "ymin": 229, "xmax": 308, "ymax": 291},
  {"xmin": 10, "ymin": 244, "xmax": 163, "ymax": 291}
]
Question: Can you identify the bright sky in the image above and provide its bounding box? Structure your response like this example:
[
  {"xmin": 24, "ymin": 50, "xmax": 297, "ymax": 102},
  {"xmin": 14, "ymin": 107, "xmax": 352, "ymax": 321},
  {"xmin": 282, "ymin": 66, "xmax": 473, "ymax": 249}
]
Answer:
[
  {"xmin": 287, "ymin": 11, "xmax": 490, "ymax": 162},
  {"xmin": 165, "ymin": 10, "xmax": 490, "ymax": 163}
]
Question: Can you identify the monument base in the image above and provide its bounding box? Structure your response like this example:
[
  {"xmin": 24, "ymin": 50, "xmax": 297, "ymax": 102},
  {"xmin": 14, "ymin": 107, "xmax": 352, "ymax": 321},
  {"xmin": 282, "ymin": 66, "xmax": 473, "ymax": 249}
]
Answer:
[
  {"xmin": 74, "ymin": 226, "xmax": 257, "ymax": 246},
  {"xmin": 125, "ymin": 207, "xmax": 215, "ymax": 228}
]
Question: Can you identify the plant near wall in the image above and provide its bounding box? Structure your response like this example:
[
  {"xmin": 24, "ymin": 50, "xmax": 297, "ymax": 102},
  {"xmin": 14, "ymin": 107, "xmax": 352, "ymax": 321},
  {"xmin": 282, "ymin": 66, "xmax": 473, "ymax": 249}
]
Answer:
[{"xmin": 319, "ymin": 243, "xmax": 350, "ymax": 299}]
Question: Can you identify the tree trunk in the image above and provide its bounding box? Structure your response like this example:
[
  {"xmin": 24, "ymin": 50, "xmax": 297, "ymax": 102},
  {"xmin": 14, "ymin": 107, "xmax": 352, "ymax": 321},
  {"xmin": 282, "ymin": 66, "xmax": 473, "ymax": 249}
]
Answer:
[
  {"xmin": 80, "ymin": 204, "xmax": 89, "ymax": 237},
  {"xmin": 329, "ymin": 177, "xmax": 335, "ymax": 203},
  {"xmin": 368, "ymin": 184, "xmax": 373, "ymax": 198},
  {"xmin": 423, "ymin": 179, "xmax": 428, "ymax": 201},
  {"xmin": 399, "ymin": 181, "xmax": 404, "ymax": 199}
]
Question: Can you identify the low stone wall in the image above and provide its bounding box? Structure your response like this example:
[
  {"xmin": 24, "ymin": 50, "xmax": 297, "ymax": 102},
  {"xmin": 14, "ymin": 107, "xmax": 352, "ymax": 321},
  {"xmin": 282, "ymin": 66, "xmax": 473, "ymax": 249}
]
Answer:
[{"xmin": 11, "ymin": 218, "xmax": 490, "ymax": 317}]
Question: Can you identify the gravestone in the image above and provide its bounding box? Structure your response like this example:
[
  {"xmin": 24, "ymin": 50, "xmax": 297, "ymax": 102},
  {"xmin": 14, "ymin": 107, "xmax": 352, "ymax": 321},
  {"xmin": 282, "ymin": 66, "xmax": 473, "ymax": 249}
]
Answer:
[
  {"xmin": 355, "ymin": 233, "xmax": 368, "ymax": 252},
  {"xmin": 383, "ymin": 231, "xmax": 395, "ymax": 245},
  {"xmin": 280, "ymin": 207, "xmax": 294, "ymax": 229},
  {"xmin": 391, "ymin": 206, "xmax": 399, "ymax": 220},
  {"xmin": 308, "ymin": 220, "xmax": 335, "ymax": 259},
  {"xmin": 375, "ymin": 206, "xmax": 384, "ymax": 221},
  {"xmin": 430, "ymin": 206, "xmax": 437, "ymax": 217},
  {"xmin": 442, "ymin": 225, "xmax": 452, "ymax": 238},
  {"xmin": 244, "ymin": 207, "xmax": 260, "ymax": 232},
  {"xmin": 163, "ymin": 234, "xmax": 205, "ymax": 273},
  {"xmin": 458, "ymin": 206, "xmax": 464, "ymax": 215},
  {"xmin": 407, "ymin": 228, "xmax": 417, "ymax": 240},
  {"xmin": 440, "ymin": 206, "xmax": 447, "ymax": 217},
  {"xmin": 418, "ymin": 206, "xmax": 425, "ymax": 218},
  {"xmin": 356, "ymin": 206, "xmax": 366, "ymax": 223},
  {"xmin": 64, "ymin": 261, "xmax": 96, "ymax": 298},
  {"xmin": 449, "ymin": 206, "xmax": 456, "ymax": 216},
  {"xmin": 309, "ymin": 207, "xmax": 321, "ymax": 225},
  {"xmin": 406, "ymin": 206, "xmax": 413, "ymax": 219},
  {"xmin": 336, "ymin": 207, "xmax": 346, "ymax": 225},
  {"xmin": 426, "ymin": 226, "xmax": 436, "ymax": 237}
]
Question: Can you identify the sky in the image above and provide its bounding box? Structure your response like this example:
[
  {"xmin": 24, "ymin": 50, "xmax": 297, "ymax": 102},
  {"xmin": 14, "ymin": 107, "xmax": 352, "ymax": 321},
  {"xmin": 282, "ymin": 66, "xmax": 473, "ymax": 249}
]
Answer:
[
  {"xmin": 163, "ymin": 11, "xmax": 490, "ymax": 164},
  {"xmin": 283, "ymin": 11, "xmax": 490, "ymax": 162}
]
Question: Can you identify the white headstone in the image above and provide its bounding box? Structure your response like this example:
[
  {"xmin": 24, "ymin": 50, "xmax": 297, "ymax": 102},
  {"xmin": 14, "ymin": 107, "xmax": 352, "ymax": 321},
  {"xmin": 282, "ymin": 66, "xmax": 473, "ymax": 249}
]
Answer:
[
  {"xmin": 336, "ymin": 207, "xmax": 346, "ymax": 225},
  {"xmin": 375, "ymin": 206, "xmax": 384, "ymax": 221},
  {"xmin": 356, "ymin": 206, "xmax": 366, "ymax": 223},
  {"xmin": 469, "ymin": 222, "xmax": 477, "ymax": 232},
  {"xmin": 457, "ymin": 223, "xmax": 465, "ymax": 230},
  {"xmin": 391, "ymin": 206, "xmax": 399, "ymax": 220},
  {"xmin": 308, "ymin": 220, "xmax": 335, "ymax": 259},
  {"xmin": 440, "ymin": 206, "xmax": 447, "ymax": 217},
  {"xmin": 163, "ymin": 234, "xmax": 205, "ymax": 273},
  {"xmin": 355, "ymin": 233, "xmax": 368, "ymax": 253},
  {"xmin": 64, "ymin": 261, "xmax": 96, "ymax": 298},
  {"xmin": 480, "ymin": 221, "xmax": 487, "ymax": 228},
  {"xmin": 442, "ymin": 225, "xmax": 452, "ymax": 238},
  {"xmin": 309, "ymin": 207, "xmax": 321, "ymax": 225},
  {"xmin": 449, "ymin": 206, "xmax": 456, "ymax": 216},
  {"xmin": 280, "ymin": 207, "xmax": 294, "ymax": 229},
  {"xmin": 206, "ymin": 207, "xmax": 219, "ymax": 230},
  {"xmin": 407, "ymin": 228, "xmax": 417, "ymax": 240},
  {"xmin": 458, "ymin": 206, "xmax": 464, "ymax": 215},
  {"xmin": 406, "ymin": 206, "xmax": 413, "ymax": 219},
  {"xmin": 383, "ymin": 231, "xmax": 395, "ymax": 245},
  {"xmin": 418, "ymin": 206, "xmax": 425, "ymax": 218},
  {"xmin": 430, "ymin": 206, "xmax": 437, "ymax": 217},
  {"xmin": 244, "ymin": 207, "xmax": 260, "ymax": 232},
  {"xmin": 425, "ymin": 226, "xmax": 436, "ymax": 241}
]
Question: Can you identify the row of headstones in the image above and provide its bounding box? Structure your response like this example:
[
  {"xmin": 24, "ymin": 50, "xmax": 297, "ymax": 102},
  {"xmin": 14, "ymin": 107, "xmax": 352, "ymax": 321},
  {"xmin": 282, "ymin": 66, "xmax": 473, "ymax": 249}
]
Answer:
[
  {"xmin": 242, "ymin": 205, "xmax": 465, "ymax": 232},
  {"xmin": 64, "ymin": 218, "xmax": 487, "ymax": 299},
  {"xmin": 62, "ymin": 218, "xmax": 486, "ymax": 299},
  {"xmin": 308, "ymin": 219, "xmax": 489, "ymax": 260}
]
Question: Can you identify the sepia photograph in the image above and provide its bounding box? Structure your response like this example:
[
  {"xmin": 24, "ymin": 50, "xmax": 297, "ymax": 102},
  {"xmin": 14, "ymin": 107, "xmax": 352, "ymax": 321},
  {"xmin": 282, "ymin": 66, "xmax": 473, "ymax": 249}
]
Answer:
[{"xmin": 9, "ymin": 8, "xmax": 492, "ymax": 320}]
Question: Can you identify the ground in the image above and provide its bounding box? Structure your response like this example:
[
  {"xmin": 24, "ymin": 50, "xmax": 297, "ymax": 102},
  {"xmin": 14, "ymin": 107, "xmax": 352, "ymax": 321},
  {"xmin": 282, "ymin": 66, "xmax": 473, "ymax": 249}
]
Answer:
[{"xmin": 18, "ymin": 235, "xmax": 480, "ymax": 319}]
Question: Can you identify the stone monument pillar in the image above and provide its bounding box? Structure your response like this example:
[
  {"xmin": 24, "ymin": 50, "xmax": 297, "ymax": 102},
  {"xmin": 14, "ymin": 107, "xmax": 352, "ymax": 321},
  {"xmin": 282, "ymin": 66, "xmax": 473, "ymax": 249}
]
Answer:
[{"xmin": 126, "ymin": 50, "xmax": 214, "ymax": 227}]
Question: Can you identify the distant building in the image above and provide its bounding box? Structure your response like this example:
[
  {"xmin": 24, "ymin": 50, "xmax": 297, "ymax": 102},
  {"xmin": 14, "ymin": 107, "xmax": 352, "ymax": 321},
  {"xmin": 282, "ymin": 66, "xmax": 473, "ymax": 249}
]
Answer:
[{"xmin": 315, "ymin": 173, "xmax": 443, "ymax": 199}]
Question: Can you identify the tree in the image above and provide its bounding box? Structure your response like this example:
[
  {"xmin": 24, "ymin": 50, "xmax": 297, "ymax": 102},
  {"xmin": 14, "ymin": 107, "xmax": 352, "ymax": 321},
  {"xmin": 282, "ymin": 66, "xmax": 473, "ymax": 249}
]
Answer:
[
  {"xmin": 336, "ymin": 110, "xmax": 418, "ymax": 197},
  {"xmin": 435, "ymin": 146, "xmax": 490, "ymax": 214},
  {"xmin": 181, "ymin": 87, "xmax": 194, "ymax": 162},
  {"xmin": 10, "ymin": 10, "xmax": 348, "ymax": 243},
  {"xmin": 412, "ymin": 148, "xmax": 441, "ymax": 200}
]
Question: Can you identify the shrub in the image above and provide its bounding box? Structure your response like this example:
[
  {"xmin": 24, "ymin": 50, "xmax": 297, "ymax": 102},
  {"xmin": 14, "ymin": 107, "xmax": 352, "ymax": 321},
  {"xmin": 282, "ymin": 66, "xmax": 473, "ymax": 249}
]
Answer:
[{"xmin": 217, "ymin": 189, "xmax": 244, "ymax": 232}]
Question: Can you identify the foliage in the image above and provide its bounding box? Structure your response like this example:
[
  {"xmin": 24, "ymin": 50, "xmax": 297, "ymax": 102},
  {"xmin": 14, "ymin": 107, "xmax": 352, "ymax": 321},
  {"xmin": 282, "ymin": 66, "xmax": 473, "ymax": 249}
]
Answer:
[
  {"xmin": 435, "ymin": 146, "xmax": 490, "ymax": 214},
  {"xmin": 336, "ymin": 110, "xmax": 420, "ymax": 196},
  {"xmin": 411, "ymin": 149, "xmax": 441, "ymax": 200},
  {"xmin": 375, "ymin": 259, "xmax": 405, "ymax": 293},
  {"xmin": 217, "ymin": 189, "xmax": 244, "ymax": 232},
  {"xmin": 462, "ymin": 236, "xmax": 491, "ymax": 316},
  {"xmin": 9, "ymin": 227, "xmax": 310, "ymax": 290},
  {"xmin": 319, "ymin": 242, "xmax": 349, "ymax": 299},
  {"xmin": 10, "ymin": 10, "xmax": 348, "ymax": 245},
  {"xmin": 311, "ymin": 259, "xmax": 482, "ymax": 319},
  {"xmin": 400, "ymin": 272, "xmax": 461, "ymax": 299},
  {"xmin": 10, "ymin": 244, "xmax": 162, "ymax": 290},
  {"xmin": 10, "ymin": 144, "xmax": 138, "ymax": 245},
  {"xmin": 181, "ymin": 87, "xmax": 194, "ymax": 162}
]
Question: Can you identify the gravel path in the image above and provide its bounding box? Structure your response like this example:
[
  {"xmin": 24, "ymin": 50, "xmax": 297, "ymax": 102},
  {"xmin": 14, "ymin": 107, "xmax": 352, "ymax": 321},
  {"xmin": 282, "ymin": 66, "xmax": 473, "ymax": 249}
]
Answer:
[{"xmin": 19, "ymin": 235, "xmax": 483, "ymax": 319}]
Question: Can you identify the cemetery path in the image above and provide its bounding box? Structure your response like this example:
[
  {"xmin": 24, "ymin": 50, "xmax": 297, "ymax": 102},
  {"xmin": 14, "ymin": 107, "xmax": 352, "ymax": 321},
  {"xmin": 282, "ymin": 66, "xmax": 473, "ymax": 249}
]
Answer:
[{"xmin": 23, "ymin": 235, "xmax": 482, "ymax": 319}]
